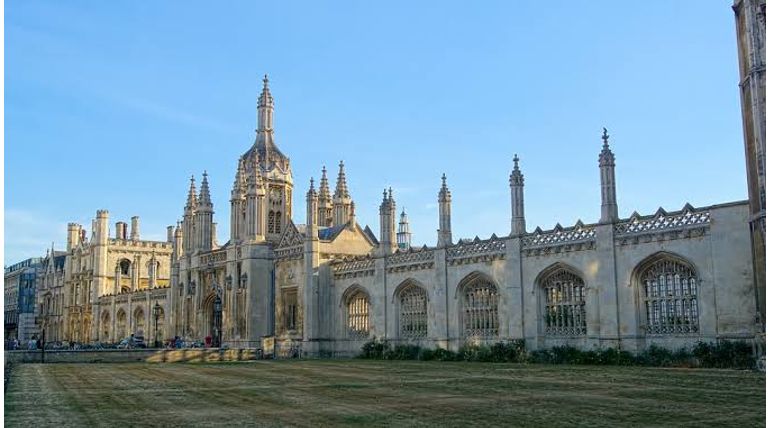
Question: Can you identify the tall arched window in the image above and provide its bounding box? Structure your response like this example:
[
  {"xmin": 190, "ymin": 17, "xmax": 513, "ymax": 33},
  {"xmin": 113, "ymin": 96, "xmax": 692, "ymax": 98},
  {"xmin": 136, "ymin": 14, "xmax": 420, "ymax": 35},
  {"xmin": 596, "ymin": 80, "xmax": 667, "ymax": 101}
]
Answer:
[
  {"xmin": 134, "ymin": 308, "xmax": 145, "ymax": 336},
  {"xmin": 460, "ymin": 274, "xmax": 499, "ymax": 339},
  {"xmin": 268, "ymin": 211, "xmax": 275, "ymax": 234},
  {"xmin": 275, "ymin": 211, "xmax": 282, "ymax": 234},
  {"xmin": 116, "ymin": 310, "xmax": 127, "ymax": 339},
  {"xmin": 346, "ymin": 289, "xmax": 370, "ymax": 339},
  {"xmin": 541, "ymin": 268, "xmax": 586, "ymax": 336},
  {"xmin": 639, "ymin": 257, "xmax": 699, "ymax": 334},
  {"xmin": 101, "ymin": 311, "xmax": 110, "ymax": 342},
  {"xmin": 398, "ymin": 283, "xmax": 428, "ymax": 339}
]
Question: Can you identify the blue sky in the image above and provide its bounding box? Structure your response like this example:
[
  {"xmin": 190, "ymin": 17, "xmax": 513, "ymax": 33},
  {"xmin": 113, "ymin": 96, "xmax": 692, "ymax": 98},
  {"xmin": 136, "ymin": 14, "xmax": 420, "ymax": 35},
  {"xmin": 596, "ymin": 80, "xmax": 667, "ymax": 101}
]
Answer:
[{"xmin": 5, "ymin": 1, "xmax": 747, "ymax": 264}]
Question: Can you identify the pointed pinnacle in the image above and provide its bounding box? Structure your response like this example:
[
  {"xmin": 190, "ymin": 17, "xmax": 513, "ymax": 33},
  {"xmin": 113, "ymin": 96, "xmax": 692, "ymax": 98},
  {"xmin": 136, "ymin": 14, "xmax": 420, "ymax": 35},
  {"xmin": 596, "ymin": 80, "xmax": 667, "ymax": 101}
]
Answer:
[{"xmin": 602, "ymin": 127, "xmax": 610, "ymax": 149}]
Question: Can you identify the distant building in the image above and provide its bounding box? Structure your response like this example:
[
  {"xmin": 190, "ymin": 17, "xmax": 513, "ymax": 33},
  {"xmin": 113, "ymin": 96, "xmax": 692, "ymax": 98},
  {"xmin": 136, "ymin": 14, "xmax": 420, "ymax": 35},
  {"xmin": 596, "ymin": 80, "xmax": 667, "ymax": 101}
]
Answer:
[
  {"xmin": 4, "ymin": 257, "xmax": 42, "ymax": 342},
  {"xmin": 36, "ymin": 246, "xmax": 67, "ymax": 342},
  {"xmin": 53, "ymin": 213, "xmax": 173, "ymax": 344}
]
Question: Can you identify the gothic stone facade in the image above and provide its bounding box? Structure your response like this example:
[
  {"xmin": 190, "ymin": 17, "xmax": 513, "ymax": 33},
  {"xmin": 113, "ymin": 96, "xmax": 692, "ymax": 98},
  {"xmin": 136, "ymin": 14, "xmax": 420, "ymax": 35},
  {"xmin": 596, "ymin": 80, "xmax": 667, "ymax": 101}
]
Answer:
[
  {"xmin": 55, "ymin": 212, "xmax": 173, "ymax": 344},
  {"xmin": 169, "ymin": 80, "xmax": 757, "ymax": 356}
]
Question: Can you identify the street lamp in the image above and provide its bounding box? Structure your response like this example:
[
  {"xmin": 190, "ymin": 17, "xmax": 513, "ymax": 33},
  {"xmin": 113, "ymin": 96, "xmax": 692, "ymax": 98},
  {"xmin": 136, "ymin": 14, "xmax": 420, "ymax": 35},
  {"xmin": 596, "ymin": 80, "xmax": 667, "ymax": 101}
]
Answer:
[{"xmin": 153, "ymin": 301, "xmax": 161, "ymax": 348}]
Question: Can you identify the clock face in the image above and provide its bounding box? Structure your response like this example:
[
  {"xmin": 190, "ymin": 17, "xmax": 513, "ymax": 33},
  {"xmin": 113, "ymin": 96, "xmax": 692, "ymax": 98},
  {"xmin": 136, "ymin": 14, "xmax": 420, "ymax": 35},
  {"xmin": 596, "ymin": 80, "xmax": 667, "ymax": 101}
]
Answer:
[{"xmin": 270, "ymin": 188, "xmax": 282, "ymax": 200}]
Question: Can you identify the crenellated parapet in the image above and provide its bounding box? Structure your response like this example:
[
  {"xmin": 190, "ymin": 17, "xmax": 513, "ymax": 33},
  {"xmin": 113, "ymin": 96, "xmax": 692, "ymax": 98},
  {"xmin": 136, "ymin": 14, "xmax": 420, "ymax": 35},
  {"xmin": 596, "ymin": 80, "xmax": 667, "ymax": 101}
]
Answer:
[
  {"xmin": 199, "ymin": 249, "xmax": 228, "ymax": 267},
  {"xmin": 521, "ymin": 222, "xmax": 597, "ymax": 257},
  {"xmin": 447, "ymin": 235, "xmax": 506, "ymax": 265},
  {"xmin": 614, "ymin": 203, "xmax": 711, "ymax": 246},
  {"xmin": 332, "ymin": 256, "xmax": 375, "ymax": 279},
  {"xmin": 386, "ymin": 246, "xmax": 435, "ymax": 273}
]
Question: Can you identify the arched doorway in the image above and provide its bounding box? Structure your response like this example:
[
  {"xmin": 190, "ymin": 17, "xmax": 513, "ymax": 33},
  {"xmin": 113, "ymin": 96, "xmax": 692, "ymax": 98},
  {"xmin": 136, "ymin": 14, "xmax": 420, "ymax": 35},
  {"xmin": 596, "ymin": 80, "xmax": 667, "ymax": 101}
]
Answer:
[
  {"xmin": 134, "ymin": 307, "xmax": 146, "ymax": 343},
  {"xmin": 202, "ymin": 292, "xmax": 223, "ymax": 347},
  {"xmin": 101, "ymin": 311, "xmax": 110, "ymax": 342}
]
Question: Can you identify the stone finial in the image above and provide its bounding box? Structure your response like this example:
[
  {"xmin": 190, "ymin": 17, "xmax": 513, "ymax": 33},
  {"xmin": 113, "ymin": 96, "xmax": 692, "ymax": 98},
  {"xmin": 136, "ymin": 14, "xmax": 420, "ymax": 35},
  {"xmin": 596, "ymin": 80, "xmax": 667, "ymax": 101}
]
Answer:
[
  {"xmin": 319, "ymin": 166, "xmax": 331, "ymax": 200},
  {"xmin": 334, "ymin": 160, "xmax": 350, "ymax": 198},
  {"xmin": 199, "ymin": 171, "xmax": 212, "ymax": 205},
  {"xmin": 259, "ymin": 74, "xmax": 273, "ymax": 106},
  {"xmin": 438, "ymin": 173, "xmax": 451, "ymax": 201},
  {"xmin": 307, "ymin": 177, "xmax": 318, "ymax": 198},
  {"xmin": 510, "ymin": 154, "xmax": 524, "ymax": 187},
  {"xmin": 186, "ymin": 175, "xmax": 197, "ymax": 208},
  {"xmin": 599, "ymin": 127, "xmax": 615, "ymax": 167},
  {"xmin": 602, "ymin": 127, "xmax": 609, "ymax": 149}
]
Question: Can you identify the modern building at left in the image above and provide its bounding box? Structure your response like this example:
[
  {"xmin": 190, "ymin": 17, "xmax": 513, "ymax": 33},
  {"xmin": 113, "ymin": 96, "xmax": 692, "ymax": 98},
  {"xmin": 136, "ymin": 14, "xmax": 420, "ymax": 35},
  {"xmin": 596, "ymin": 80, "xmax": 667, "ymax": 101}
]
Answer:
[{"xmin": 4, "ymin": 257, "xmax": 42, "ymax": 342}]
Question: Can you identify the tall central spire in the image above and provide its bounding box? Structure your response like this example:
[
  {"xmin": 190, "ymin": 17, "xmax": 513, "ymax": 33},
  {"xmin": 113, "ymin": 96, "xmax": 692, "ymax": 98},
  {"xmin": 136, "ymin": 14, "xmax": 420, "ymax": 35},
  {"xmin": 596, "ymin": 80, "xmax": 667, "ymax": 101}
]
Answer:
[{"xmin": 257, "ymin": 74, "xmax": 274, "ymax": 132}]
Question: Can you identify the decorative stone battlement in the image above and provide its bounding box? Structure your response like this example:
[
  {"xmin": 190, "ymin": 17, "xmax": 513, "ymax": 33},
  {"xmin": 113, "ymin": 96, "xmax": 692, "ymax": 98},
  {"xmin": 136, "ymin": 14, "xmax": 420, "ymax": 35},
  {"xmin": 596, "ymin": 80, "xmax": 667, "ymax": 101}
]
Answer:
[
  {"xmin": 276, "ymin": 246, "xmax": 304, "ymax": 260},
  {"xmin": 108, "ymin": 239, "xmax": 173, "ymax": 250},
  {"xmin": 200, "ymin": 249, "xmax": 227, "ymax": 266},
  {"xmin": 521, "ymin": 222, "xmax": 596, "ymax": 256},
  {"xmin": 614, "ymin": 204, "xmax": 710, "ymax": 245},
  {"xmin": 386, "ymin": 246, "xmax": 435, "ymax": 273},
  {"xmin": 333, "ymin": 256, "xmax": 375, "ymax": 279},
  {"xmin": 100, "ymin": 285, "xmax": 171, "ymax": 302},
  {"xmin": 615, "ymin": 204, "xmax": 710, "ymax": 236},
  {"xmin": 447, "ymin": 235, "xmax": 506, "ymax": 265}
]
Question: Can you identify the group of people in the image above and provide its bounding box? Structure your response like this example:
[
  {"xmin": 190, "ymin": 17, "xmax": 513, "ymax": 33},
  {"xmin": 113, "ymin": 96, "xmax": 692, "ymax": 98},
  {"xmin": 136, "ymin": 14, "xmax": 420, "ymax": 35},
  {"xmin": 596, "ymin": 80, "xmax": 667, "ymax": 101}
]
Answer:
[{"xmin": 4, "ymin": 337, "xmax": 41, "ymax": 350}]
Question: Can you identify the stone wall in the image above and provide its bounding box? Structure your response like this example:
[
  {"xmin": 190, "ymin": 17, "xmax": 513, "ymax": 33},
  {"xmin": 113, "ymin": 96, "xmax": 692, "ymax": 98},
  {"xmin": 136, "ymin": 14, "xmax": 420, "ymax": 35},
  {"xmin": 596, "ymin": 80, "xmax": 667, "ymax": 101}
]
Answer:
[{"xmin": 5, "ymin": 348, "xmax": 260, "ymax": 364}]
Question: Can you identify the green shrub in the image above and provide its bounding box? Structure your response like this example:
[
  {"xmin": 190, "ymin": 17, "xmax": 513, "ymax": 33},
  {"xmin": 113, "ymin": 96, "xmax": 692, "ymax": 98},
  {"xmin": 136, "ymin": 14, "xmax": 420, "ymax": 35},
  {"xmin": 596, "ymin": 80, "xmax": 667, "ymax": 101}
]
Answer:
[
  {"xmin": 385, "ymin": 344, "xmax": 421, "ymax": 360},
  {"xmin": 490, "ymin": 340, "xmax": 528, "ymax": 363},
  {"xmin": 358, "ymin": 338, "xmax": 756, "ymax": 370},
  {"xmin": 432, "ymin": 348, "xmax": 458, "ymax": 361},
  {"xmin": 693, "ymin": 340, "xmax": 754, "ymax": 369},
  {"xmin": 595, "ymin": 347, "xmax": 635, "ymax": 366},
  {"xmin": 359, "ymin": 338, "xmax": 390, "ymax": 359}
]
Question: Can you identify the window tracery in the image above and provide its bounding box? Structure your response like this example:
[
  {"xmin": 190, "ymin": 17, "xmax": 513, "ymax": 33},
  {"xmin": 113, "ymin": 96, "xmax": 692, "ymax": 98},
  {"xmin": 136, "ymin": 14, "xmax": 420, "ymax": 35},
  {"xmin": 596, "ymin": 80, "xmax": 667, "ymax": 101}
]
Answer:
[
  {"xmin": 640, "ymin": 258, "xmax": 699, "ymax": 334},
  {"xmin": 398, "ymin": 283, "xmax": 427, "ymax": 339},
  {"xmin": 461, "ymin": 276, "xmax": 499, "ymax": 339},
  {"xmin": 542, "ymin": 269, "xmax": 586, "ymax": 336},
  {"xmin": 346, "ymin": 290, "xmax": 370, "ymax": 339}
]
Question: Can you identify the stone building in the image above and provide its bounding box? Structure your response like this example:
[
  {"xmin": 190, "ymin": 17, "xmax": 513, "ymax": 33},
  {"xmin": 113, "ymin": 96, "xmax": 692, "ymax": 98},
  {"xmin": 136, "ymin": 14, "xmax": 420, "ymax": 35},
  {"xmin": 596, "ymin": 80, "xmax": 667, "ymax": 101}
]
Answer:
[
  {"xmin": 60, "ymin": 212, "xmax": 173, "ymax": 344},
  {"xmin": 733, "ymin": 0, "xmax": 766, "ymax": 327},
  {"xmin": 4, "ymin": 257, "xmax": 42, "ymax": 342},
  {"xmin": 35, "ymin": 246, "xmax": 68, "ymax": 342},
  {"xmin": 168, "ymin": 79, "xmax": 757, "ymax": 356}
]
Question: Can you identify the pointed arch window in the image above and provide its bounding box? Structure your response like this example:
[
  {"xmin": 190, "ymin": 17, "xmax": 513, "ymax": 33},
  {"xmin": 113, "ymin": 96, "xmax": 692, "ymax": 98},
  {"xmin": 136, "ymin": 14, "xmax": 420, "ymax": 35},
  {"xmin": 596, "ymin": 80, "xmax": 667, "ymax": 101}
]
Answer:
[
  {"xmin": 275, "ymin": 211, "xmax": 282, "ymax": 234},
  {"xmin": 639, "ymin": 258, "xmax": 699, "ymax": 334},
  {"xmin": 398, "ymin": 283, "xmax": 428, "ymax": 339},
  {"xmin": 346, "ymin": 289, "xmax": 370, "ymax": 339},
  {"xmin": 268, "ymin": 211, "xmax": 275, "ymax": 234},
  {"xmin": 541, "ymin": 269, "xmax": 586, "ymax": 336},
  {"xmin": 460, "ymin": 275, "xmax": 499, "ymax": 339},
  {"xmin": 119, "ymin": 259, "xmax": 131, "ymax": 276}
]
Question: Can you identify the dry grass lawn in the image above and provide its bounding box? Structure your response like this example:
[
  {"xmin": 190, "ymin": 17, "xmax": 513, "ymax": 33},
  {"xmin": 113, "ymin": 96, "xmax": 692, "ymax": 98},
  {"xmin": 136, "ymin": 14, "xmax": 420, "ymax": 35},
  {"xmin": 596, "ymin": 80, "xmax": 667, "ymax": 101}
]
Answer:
[{"xmin": 4, "ymin": 360, "xmax": 765, "ymax": 427}]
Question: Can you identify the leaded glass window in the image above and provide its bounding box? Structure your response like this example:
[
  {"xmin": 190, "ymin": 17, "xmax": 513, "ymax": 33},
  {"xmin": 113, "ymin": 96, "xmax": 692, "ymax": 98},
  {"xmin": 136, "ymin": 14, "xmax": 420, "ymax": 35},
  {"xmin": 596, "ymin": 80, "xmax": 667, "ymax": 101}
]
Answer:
[
  {"xmin": 640, "ymin": 259, "xmax": 699, "ymax": 334},
  {"xmin": 398, "ymin": 284, "xmax": 427, "ymax": 339},
  {"xmin": 542, "ymin": 270, "xmax": 586, "ymax": 336},
  {"xmin": 347, "ymin": 291, "xmax": 370, "ymax": 339},
  {"xmin": 461, "ymin": 278, "xmax": 499, "ymax": 339},
  {"xmin": 268, "ymin": 211, "xmax": 275, "ymax": 234}
]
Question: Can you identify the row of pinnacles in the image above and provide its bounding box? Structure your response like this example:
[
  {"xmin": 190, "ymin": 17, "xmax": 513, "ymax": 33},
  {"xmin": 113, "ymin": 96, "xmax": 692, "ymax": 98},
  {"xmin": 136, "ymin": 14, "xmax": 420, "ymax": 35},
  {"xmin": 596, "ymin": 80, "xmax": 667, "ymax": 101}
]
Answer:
[{"xmin": 327, "ymin": 128, "xmax": 619, "ymax": 257}]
